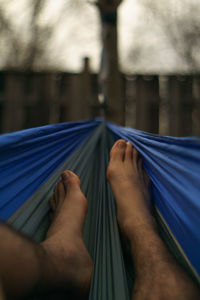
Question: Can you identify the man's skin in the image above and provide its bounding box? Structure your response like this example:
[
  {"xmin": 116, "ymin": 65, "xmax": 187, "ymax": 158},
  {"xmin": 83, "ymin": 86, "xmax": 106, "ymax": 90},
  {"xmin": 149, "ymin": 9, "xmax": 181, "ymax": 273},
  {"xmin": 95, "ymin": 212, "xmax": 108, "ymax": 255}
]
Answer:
[{"xmin": 0, "ymin": 139, "xmax": 199, "ymax": 299}]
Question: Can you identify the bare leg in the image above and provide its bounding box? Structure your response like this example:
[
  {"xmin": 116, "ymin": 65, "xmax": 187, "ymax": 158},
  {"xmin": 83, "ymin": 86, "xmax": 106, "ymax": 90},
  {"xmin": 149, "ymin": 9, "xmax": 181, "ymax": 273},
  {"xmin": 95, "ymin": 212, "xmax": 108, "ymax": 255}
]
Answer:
[
  {"xmin": 0, "ymin": 282, "xmax": 5, "ymax": 300},
  {"xmin": 107, "ymin": 140, "xmax": 200, "ymax": 300},
  {"xmin": 0, "ymin": 171, "xmax": 93, "ymax": 299}
]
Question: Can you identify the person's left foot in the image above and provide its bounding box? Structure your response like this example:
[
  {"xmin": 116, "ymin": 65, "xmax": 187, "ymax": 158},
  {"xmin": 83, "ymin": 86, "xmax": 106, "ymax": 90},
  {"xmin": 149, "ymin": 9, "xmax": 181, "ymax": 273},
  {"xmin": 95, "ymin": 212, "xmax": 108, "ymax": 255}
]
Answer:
[{"xmin": 40, "ymin": 171, "xmax": 93, "ymax": 299}]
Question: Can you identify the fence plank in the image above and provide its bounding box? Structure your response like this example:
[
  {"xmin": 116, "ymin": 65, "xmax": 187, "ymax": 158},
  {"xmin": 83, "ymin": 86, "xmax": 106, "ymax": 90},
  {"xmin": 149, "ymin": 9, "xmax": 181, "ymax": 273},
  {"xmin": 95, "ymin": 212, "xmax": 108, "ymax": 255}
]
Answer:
[
  {"xmin": 59, "ymin": 73, "xmax": 70, "ymax": 123},
  {"xmin": 2, "ymin": 73, "xmax": 25, "ymax": 133},
  {"xmin": 42, "ymin": 73, "xmax": 60, "ymax": 125},
  {"xmin": 0, "ymin": 73, "xmax": 5, "ymax": 132},
  {"xmin": 124, "ymin": 75, "xmax": 136, "ymax": 128},
  {"xmin": 135, "ymin": 76, "xmax": 159, "ymax": 133},
  {"xmin": 81, "ymin": 57, "xmax": 94, "ymax": 120},
  {"xmin": 168, "ymin": 76, "xmax": 193, "ymax": 136},
  {"xmin": 24, "ymin": 73, "xmax": 43, "ymax": 128},
  {"xmin": 192, "ymin": 76, "xmax": 200, "ymax": 137},
  {"xmin": 60, "ymin": 59, "xmax": 94, "ymax": 122},
  {"xmin": 62, "ymin": 74, "xmax": 84, "ymax": 122}
]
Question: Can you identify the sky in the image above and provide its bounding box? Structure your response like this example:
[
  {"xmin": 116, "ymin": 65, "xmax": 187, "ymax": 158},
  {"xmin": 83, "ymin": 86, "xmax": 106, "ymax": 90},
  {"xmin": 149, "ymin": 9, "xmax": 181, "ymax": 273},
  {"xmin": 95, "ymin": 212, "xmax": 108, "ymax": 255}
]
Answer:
[
  {"xmin": 0, "ymin": 0, "xmax": 200, "ymax": 73},
  {"xmin": 37, "ymin": 0, "xmax": 180, "ymax": 73},
  {"xmin": 39, "ymin": 0, "xmax": 141, "ymax": 72}
]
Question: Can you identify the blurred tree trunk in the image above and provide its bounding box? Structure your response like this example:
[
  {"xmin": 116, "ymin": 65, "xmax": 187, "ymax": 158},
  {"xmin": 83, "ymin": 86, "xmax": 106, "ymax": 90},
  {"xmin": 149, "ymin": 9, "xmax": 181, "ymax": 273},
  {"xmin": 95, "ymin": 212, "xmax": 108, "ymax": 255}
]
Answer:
[
  {"xmin": 96, "ymin": 0, "xmax": 124, "ymax": 125},
  {"xmin": 23, "ymin": 0, "xmax": 46, "ymax": 70}
]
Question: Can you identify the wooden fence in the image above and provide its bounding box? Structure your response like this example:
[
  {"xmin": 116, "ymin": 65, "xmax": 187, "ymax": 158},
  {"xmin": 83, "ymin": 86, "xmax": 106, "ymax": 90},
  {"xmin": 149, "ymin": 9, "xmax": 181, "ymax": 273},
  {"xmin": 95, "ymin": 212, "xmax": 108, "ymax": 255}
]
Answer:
[
  {"xmin": 125, "ymin": 75, "xmax": 200, "ymax": 136},
  {"xmin": 0, "ymin": 69, "xmax": 200, "ymax": 136}
]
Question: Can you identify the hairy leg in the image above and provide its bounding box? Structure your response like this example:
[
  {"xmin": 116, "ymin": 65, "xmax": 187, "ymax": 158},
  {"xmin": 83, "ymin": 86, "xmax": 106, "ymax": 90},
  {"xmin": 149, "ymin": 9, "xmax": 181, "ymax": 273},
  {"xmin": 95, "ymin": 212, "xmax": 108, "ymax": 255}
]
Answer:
[
  {"xmin": 0, "ymin": 171, "xmax": 93, "ymax": 299},
  {"xmin": 107, "ymin": 140, "xmax": 200, "ymax": 300}
]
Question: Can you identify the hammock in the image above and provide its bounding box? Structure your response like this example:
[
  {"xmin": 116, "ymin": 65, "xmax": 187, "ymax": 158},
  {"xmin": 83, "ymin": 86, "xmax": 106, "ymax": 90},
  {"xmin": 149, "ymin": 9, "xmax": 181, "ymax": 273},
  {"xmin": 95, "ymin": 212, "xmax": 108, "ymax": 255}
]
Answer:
[{"xmin": 0, "ymin": 119, "xmax": 200, "ymax": 299}]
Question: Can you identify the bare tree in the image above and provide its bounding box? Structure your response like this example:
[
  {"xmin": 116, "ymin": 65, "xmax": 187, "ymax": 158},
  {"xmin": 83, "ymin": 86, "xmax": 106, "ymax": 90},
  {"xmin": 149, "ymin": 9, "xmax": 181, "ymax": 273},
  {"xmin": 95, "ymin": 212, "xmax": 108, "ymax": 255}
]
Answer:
[
  {"xmin": 0, "ymin": 0, "xmax": 52, "ymax": 69},
  {"xmin": 138, "ymin": 0, "xmax": 200, "ymax": 73},
  {"xmin": 0, "ymin": 0, "xmax": 88, "ymax": 70},
  {"xmin": 23, "ymin": 0, "xmax": 48, "ymax": 69}
]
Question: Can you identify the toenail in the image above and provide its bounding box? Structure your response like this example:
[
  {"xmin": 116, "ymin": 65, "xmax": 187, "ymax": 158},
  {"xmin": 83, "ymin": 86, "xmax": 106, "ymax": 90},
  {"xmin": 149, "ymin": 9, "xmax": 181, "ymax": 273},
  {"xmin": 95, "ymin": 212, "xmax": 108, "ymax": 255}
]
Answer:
[
  {"xmin": 62, "ymin": 172, "xmax": 70, "ymax": 181},
  {"xmin": 117, "ymin": 142, "xmax": 126, "ymax": 149}
]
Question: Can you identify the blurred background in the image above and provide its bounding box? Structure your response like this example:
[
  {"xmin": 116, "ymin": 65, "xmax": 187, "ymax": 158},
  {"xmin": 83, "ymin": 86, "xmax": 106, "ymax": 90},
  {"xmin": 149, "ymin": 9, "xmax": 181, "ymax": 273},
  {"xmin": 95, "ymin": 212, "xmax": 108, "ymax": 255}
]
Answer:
[{"xmin": 0, "ymin": 0, "xmax": 200, "ymax": 136}]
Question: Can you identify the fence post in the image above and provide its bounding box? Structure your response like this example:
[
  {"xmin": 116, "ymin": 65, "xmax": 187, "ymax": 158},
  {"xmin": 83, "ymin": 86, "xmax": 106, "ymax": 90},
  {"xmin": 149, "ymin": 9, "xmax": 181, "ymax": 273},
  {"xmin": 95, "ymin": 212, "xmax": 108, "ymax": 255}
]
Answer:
[
  {"xmin": 124, "ymin": 75, "xmax": 137, "ymax": 128},
  {"xmin": 81, "ymin": 57, "xmax": 94, "ymax": 120},
  {"xmin": 135, "ymin": 76, "xmax": 159, "ymax": 133},
  {"xmin": 59, "ymin": 73, "xmax": 69, "ymax": 123},
  {"xmin": 2, "ymin": 72, "xmax": 25, "ymax": 132},
  {"xmin": 62, "ymin": 73, "xmax": 84, "ymax": 122},
  {"xmin": 192, "ymin": 76, "xmax": 200, "ymax": 137},
  {"xmin": 0, "ymin": 72, "xmax": 5, "ymax": 133},
  {"xmin": 168, "ymin": 76, "xmax": 193, "ymax": 136},
  {"xmin": 41, "ymin": 73, "xmax": 60, "ymax": 125},
  {"xmin": 60, "ymin": 58, "xmax": 94, "ymax": 122},
  {"xmin": 24, "ymin": 72, "xmax": 43, "ymax": 128}
]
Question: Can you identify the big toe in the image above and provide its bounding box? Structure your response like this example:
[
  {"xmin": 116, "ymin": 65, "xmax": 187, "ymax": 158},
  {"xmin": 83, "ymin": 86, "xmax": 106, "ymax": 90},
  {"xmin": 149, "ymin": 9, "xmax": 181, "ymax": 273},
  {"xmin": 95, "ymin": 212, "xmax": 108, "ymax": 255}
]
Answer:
[
  {"xmin": 61, "ymin": 170, "xmax": 81, "ymax": 191},
  {"xmin": 63, "ymin": 170, "xmax": 88, "ymax": 216},
  {"xmin": 110, "ymin": 139, "xmax": 127, "ymax": 162}
]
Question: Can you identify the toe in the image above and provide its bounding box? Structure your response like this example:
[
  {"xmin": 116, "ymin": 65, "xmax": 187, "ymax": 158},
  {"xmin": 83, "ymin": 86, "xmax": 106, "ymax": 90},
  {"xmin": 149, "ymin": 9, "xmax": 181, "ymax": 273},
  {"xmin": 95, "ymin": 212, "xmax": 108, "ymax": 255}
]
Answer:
[
  {"xmin": 48, "ymin": 211, "xmax": 54, "ymax": 222},
  {"xmin": 62, "ymin": 170, "xmax": 81, "ymax": 191},
  {"xmin": 138, "ymin": 156, "xmax": 144, "ymax": 179},
  {"xmin": 49, "ymin": 195, "xmax": 56, "ymax": 211},
  {"xmin": 138, "ymin": 156, "xmax": 143, "ymax": 171},
  {"xmin": 62, "ymin": 171, "xmax": 88, "ymax": 228},
  {"xmin": 56, "ymin": 180, "xmax": 65, "ymax": 203},
  {"xmin": 125, "ymin": 141, "xmax": 133, "ymax": 162},
  {"xmin": 110, "ymin": 139, "xmax": 126, "ymax": 162},
  {"xmin": 143, "ymin": 169, "xmax": 151, "ymax": 187},
  {"xmin": 133, "ymin": 147, "xmax": 139, "ymax": 165}
]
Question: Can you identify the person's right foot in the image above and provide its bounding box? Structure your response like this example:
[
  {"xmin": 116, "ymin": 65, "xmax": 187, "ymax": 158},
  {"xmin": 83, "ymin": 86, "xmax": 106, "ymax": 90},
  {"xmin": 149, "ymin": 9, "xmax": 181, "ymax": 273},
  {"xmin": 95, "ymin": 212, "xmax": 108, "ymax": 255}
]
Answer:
[
  {"xmin": 107, "ymin": 140, "xmax": 200, "ymax": 300},
  {"xmin": 107, "ymin": 139, "xmax": 154, "ymax": 240}
]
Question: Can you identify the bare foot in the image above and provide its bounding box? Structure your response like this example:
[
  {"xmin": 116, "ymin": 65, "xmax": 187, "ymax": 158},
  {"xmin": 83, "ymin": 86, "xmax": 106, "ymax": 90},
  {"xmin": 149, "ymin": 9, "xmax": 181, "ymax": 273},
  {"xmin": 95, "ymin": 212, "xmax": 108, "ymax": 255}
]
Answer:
[
  {"xmin": 40, "ymin": 171, "xmax": 93, "ymax": 299},
  {"xmin": 107, "ymin": 139, "xmax": 154, "ymax": 240},
  {"xmin": 107, "ymin": 140, "xmax": 200, "ymax": 300}
]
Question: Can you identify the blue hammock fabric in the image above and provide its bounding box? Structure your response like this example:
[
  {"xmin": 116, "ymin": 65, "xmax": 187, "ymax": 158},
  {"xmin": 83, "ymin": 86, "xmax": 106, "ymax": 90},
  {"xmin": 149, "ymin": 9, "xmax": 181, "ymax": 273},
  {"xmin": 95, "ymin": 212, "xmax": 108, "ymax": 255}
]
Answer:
[
  {"xmin": 0, "ymin": 119, "xmax": 200, "ymax": 299},
  {"xmin": 0, "ymin": 120, "xmax": 100, "ymax": 220},
  {"xmin": 107, "ymin": 122, "xmax": 200, "ymax": 279}
]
